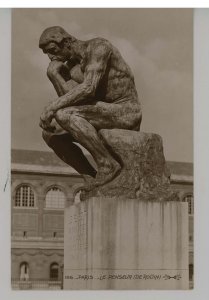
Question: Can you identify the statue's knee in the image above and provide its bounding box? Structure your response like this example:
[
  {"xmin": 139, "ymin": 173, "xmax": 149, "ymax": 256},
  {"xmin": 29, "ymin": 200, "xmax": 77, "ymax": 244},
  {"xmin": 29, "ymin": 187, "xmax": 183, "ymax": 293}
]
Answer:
[
  {"xmin": 55, "ymin": 109, "xmax": 63, "ymax": 122},
  {"xmin": 55, "ymin": 107, "xmax": 76, "ymax": 123},
  {"xmin": 55, "ymin": 108, "xmax": 67, "ymax": 123}
]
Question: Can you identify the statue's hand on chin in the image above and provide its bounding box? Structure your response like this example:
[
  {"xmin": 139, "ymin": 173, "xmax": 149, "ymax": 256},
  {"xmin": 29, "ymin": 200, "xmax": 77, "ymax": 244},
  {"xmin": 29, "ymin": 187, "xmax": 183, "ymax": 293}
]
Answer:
[{"xmin": 47, "ymin": 60, "xmax": 65, "ymax": 77}]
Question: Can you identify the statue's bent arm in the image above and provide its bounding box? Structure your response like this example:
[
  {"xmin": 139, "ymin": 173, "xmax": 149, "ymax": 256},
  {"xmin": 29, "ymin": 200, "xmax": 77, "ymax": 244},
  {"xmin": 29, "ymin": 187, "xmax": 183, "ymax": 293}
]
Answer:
[
  {"xmin": 47, "ymin": 43, "xmax": 112, "ymax": 113},
  {"xmin": 47, "ymin": 62, "xmax": 73, "ymax": 97},
  {"xmin": 47, "ymin": 71, "xmax": 70, "ymax": 96}
]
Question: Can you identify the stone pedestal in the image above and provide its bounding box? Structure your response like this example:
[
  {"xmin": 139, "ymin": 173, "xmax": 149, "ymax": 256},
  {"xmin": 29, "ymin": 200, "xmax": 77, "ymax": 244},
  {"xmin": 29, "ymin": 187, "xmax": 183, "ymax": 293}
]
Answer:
[
  {"xmin": 64, "ymin": 131, "xmax": 188, "ymax": 289},
  {"xmin": 64, "ymin": 197, "xmax": 188, "ymax": 290}
]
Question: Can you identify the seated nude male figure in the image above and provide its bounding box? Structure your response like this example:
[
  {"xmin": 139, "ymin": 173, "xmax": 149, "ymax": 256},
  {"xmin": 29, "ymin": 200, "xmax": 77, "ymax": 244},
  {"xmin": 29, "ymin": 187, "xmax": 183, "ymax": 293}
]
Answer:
[{"xmin": 39, "ymin": 26, "xmax": 142, "ymax": 189}]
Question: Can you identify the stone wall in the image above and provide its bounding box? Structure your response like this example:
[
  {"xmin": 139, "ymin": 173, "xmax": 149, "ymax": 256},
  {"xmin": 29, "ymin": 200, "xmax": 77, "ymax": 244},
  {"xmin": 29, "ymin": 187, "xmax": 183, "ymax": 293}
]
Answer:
[{"xmin": 12, "ymin": 248, "xmax": 63, "ymax": 280}]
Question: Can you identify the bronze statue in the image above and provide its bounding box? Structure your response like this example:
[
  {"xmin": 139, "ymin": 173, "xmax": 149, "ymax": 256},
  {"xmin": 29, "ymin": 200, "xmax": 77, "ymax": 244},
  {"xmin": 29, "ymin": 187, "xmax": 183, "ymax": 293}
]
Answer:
[{"xmin": 39, "ymin": 26, "xmax": 142, "ymax": 190}]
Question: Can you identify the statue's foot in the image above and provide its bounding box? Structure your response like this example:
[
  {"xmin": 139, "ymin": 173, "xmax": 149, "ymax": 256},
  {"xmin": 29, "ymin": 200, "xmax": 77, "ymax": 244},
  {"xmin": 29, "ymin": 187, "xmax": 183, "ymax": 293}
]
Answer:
[
  {"xmin": 77, "ymin": 161, "xmax": 121, "ymax": 201},
  {"xmin": 93, "ymin": 159, "xmax": 121, "ymax": 188},
  {"xmin": 77, "ymin": 160, "xmax": 121, "ymax": 196},
  {"xmin": 82, "ymin": 174, "xmax": 96, "ymax": 189},
  {"xmin": 72, "ymin": 175, "xmax": 96, "ymax": 197}
]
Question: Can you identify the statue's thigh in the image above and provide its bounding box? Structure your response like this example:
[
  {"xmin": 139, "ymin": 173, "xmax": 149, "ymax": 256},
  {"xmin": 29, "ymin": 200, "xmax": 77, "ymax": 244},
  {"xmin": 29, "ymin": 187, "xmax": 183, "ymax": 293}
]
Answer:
[
  {"xmin": 58, "ymin": 101, "xmax": 141, "ymax": 130},
  {"xmin": 72, "ymin": 102, "xmax": 137, "ymax": 129}
]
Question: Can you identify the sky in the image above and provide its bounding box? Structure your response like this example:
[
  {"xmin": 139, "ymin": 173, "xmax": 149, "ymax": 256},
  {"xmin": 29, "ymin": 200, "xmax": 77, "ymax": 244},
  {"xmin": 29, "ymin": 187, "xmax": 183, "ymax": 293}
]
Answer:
[{"xmin": 12, "ymin": 8, "xmax": 193, "ymax": 162}]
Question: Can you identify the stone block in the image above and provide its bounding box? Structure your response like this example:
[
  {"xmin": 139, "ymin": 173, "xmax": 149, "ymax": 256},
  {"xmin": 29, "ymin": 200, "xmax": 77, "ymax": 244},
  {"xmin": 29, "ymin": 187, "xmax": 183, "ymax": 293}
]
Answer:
[
  {"xmin": 64, "ymin": 197, "xmax": 188, "ymax": 289},
  {"xmin": 82, "ymin": 130, "xmax": 178, "ymax": 201}
]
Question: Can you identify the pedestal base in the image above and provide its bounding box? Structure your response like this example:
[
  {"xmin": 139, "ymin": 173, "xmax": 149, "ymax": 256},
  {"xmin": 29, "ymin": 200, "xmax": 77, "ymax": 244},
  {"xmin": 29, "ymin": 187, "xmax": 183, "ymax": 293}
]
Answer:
[{"xmin": 64, "ymin": 197, "xmax": 188, "ymax": 289}]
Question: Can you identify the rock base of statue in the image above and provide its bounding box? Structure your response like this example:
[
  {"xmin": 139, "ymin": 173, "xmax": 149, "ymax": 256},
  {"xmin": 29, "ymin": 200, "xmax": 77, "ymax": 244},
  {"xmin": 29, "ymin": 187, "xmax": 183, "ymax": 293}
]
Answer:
[
  {"xmin": 81, "ymin": 130, "xmax": 178, "ymax": 201},
  {"xmin": 64, "ymin": 131, "xmax": 188, "ymax": 289},
  {"xmin": 64, "ymin": 198, "xmax": 188, "ymax": 289}
]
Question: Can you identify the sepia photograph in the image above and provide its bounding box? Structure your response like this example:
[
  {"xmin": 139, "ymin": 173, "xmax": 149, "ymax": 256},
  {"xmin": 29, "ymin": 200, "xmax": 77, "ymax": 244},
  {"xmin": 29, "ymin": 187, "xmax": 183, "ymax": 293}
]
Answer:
[{"xmin": 11, "ymin": 8, "xmax": 193, "ymax": 290}]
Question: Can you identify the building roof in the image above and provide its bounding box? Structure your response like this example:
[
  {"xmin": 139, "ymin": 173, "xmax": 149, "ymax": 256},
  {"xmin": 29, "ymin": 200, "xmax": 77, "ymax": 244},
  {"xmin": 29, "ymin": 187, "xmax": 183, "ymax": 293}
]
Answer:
[
  {"xmin": 12, "ymin": 149, "xmax": 70, "ymax": 168},
  {"xmin": 166, "ymin": 161, "xmax": 193, "ymax": 177},
  {"xmin": 11, "ymin": 149, "xmax": 193, "ymax": 181},
  {"xmin": 11, "ymin": 149, "xmax": 96, "ymax": 177}
]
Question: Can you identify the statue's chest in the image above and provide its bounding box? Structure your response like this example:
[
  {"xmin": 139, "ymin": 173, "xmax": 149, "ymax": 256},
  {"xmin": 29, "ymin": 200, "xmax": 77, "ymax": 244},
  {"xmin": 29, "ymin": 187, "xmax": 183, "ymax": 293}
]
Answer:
[{"xmin": 70, "ymin": 64, "xmax": 84, "ymax": 83}]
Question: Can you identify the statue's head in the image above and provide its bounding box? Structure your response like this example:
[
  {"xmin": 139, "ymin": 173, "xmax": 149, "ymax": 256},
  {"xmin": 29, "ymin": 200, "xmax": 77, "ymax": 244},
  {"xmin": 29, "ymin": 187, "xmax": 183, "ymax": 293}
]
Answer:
[{"xmin": 39, "ymin": 26, "xmax": 76, "ymax": 62}]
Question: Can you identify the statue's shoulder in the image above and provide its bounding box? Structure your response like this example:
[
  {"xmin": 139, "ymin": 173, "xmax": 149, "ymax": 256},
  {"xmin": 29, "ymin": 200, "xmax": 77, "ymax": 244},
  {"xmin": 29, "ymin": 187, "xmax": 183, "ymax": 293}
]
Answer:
[{"xmin": 86, "ymin": 37, "xmax": 113, "ymax": 53}]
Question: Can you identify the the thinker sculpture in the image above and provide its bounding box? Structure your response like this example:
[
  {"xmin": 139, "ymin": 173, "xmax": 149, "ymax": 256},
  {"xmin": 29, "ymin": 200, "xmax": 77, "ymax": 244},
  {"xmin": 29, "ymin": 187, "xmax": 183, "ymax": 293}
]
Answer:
[{"xmin": 39, "ymin": 26, "xmax": 142, "ymax": 191}]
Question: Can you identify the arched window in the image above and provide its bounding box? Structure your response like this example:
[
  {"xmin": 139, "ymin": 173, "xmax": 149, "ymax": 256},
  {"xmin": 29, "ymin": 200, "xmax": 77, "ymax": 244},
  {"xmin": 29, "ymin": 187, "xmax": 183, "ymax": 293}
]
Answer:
[
  {"xmin": 182, "ymin": 194, "xmax": 194, "ymax": 215},
  {"xmin": 20, "ymin": 262, "xmax": 29, "ymax": 280},
  {"xmin": 45, "ymin": 186, "xmax": 65, "ymax": 209},
  {"xmin": 15, "ymin": 185, "xmax": 35, "ymax": 207},
  {"xmin": 50, "ymin": 263, "xmax": 59, "ymax": 280}
]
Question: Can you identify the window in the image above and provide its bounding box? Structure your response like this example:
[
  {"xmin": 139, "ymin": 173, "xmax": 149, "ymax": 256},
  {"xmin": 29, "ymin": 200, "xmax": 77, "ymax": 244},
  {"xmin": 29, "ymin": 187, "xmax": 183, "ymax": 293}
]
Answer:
[
  {"xmin": 189, "ymin": 264, "xmax": 193, "ymax": 281},
  {"xmin": 15, "ymin": 185, "xmax": 35, "ymax": 207},
  {"xmin": 20, "ymin": 262, "xmax": 29, "ymax": 280},
  {"xmin": 182, "ymin": 194, "xmax": 194, "ymax": 215},
  {"xmin": 50, "ymin": 263, "xmax": 59, "ymax": 280},
  {"xmin": 45, "ymin": 187, "xmax": 65, "ymax": 209}
]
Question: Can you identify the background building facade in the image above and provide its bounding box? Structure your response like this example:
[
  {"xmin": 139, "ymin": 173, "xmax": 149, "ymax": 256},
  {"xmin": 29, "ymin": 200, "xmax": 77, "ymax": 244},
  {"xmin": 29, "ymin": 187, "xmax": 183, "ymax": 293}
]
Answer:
[{"xmin": 11, "ymin": 149, "xmax": 193, "ymax": 289}]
